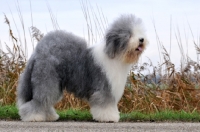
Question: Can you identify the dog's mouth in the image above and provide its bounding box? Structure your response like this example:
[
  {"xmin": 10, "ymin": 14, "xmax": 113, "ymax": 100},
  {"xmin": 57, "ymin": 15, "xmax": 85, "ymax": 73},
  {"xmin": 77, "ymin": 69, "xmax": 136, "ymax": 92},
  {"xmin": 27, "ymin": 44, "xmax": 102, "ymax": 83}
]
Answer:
[{"xmin": 135, "ymin": 44, "xmax": 144, "ymax": 52}]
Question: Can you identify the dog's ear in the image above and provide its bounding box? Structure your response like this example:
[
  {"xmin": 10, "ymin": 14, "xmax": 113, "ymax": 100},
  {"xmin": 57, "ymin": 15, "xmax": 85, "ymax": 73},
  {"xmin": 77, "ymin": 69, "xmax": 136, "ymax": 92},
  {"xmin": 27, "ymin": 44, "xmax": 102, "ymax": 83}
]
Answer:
[
  {"xmin": 104, "ymin": 30, "xmax": 131, "ymax": 58},
  {"xmin": 104, "ymin": 33, "xmax": 118, "ymax": 58}
]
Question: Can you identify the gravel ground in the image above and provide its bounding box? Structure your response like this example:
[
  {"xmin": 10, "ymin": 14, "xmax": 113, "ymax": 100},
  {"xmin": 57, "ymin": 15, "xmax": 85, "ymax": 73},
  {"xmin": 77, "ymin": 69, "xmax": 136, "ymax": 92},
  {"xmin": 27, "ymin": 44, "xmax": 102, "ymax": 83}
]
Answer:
[{"xmin": 0, "ymin": 121, "xmax": 200, "ymax": 132}]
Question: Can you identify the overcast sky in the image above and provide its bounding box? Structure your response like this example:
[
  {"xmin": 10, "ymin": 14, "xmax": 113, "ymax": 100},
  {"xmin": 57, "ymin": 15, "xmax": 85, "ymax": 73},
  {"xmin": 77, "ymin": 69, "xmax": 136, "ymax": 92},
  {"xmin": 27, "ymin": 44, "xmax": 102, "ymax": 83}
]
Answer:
[{"xmin": 0, "ymin": 0, "xmax": 200, "ymax": 69}]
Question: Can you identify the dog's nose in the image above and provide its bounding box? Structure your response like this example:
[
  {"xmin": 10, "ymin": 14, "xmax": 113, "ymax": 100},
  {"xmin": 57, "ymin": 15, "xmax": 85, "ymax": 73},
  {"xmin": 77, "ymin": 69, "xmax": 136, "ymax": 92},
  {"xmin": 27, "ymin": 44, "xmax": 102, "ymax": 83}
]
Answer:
[{"xmin": 139, "ymin": 38, "xmax": 144, "ymax": 43}]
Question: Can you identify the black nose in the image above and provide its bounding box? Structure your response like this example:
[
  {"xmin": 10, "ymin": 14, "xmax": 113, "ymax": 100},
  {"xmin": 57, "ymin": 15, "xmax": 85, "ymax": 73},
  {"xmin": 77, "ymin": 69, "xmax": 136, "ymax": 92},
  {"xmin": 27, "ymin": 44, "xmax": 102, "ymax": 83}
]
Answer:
[{"xmin": 139, "ymin": 38, "xmax": 144, "ymax": 43}]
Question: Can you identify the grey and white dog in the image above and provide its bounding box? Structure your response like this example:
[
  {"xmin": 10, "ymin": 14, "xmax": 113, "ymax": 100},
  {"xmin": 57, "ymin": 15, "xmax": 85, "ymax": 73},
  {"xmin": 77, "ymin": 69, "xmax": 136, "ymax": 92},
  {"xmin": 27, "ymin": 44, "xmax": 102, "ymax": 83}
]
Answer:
[{"xmin": 17, "ymin": 14, "xmax": 148, "ymax": 122}]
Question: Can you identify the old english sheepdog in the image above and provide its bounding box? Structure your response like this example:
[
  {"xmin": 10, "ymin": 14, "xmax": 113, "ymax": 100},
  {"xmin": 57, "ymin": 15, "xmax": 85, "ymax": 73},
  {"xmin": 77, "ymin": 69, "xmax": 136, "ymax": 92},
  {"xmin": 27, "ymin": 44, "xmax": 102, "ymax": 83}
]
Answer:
[{"xmin": 17, "ymin": 14, "xmax": 148, "ymax": 122}]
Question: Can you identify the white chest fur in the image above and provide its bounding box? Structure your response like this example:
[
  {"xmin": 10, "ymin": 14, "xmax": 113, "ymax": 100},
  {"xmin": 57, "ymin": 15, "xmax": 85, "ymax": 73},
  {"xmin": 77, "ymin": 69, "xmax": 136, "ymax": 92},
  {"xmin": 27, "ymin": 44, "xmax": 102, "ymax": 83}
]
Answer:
[{"xmin": 92, "ymin": 43, "xmax": 131, "ymax": 104}]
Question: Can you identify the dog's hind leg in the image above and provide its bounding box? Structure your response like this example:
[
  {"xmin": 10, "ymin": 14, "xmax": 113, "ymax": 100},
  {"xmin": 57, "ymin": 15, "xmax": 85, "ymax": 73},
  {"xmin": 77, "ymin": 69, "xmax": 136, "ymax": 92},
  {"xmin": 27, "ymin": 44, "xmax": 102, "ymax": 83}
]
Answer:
[
  {"xmin": 32, "ymin": 81, "xmax": 62, "ymax": 122},
  {"xmin": 19, "ymin": 100, "xmax": 59, "ymax": 122},
  {"xmin": 19, "ymin": 99, "xmax": 46, "ymax": 122},
  {"xmin": 41, "ymin": 82, "xmax": 62, "ymax": 122},
  {"xmin": 20, "ymin": 70, "xmax": 62, "ymax": 121}
]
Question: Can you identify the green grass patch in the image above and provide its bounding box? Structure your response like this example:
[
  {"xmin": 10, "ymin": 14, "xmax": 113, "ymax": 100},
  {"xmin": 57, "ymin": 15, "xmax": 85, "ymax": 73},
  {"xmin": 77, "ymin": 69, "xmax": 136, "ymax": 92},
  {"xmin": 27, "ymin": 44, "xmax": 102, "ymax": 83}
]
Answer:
[
  {"xmin": 149, "ymin": 110, "xmax": 200, "ymax": 122},
  {"xmin": 120, "ymin": 110, "xmax": 200, "ymax": 122},
  {"xmin": 120, "ymin": 111, "xmax": 150, "ymax": 122},
  {"xmin": 0, "ymin": 105, "xmax": 19, "ymax": 120},
  {"xmin": 58, "ymin": 109, "xmax": 92, "ymax": 121},
  {"xmin": 1, "ymin": 105, "xmax": 200, "ymax": 122}
]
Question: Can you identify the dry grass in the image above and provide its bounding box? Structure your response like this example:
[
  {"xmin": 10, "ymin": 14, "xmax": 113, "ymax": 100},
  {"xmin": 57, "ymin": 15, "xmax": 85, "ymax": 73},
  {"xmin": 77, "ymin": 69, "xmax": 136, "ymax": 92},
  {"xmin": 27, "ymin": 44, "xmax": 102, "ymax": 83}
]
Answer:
[
  {"xmin": 1, "ymin": 9, "xmax": 200, "ymax": 114},
  {"xmin": 0, "ymin": 15, "xmax": 26, "ymax": 105}
]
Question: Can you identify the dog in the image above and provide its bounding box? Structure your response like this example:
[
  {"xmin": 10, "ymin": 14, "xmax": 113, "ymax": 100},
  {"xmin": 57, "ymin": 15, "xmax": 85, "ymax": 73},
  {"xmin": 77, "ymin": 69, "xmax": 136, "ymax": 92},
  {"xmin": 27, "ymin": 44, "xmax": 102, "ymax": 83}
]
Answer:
[{"xmin": 17, "ymin": 14, "xmax": 148, "ymax": 122}]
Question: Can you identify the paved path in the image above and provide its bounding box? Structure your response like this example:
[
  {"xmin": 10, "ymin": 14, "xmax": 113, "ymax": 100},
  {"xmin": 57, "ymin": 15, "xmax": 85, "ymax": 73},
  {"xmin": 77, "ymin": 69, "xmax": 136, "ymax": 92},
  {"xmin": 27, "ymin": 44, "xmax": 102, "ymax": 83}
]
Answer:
[{"xmin": 0, "ymin": 121, "xmax": 200, "ymax": 132}]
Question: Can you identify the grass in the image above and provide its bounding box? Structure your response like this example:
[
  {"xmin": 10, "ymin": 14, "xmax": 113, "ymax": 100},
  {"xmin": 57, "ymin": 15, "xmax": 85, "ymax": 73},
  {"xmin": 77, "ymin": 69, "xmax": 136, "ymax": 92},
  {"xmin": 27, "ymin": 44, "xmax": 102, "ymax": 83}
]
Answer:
[
  {"xmin": 0, "ymin": 105, "xmax": 19, "ymax": 120},
  {"xmin": 121, "ymin": 110, "xmax": 200, "ymax": 122},
  {"xmin": 1, "ymin": 105, "xmax": 200, "ymax": 122},
  {"xmin": 58, "ymin": 109, "xmax": 92, "ymax": 121}
]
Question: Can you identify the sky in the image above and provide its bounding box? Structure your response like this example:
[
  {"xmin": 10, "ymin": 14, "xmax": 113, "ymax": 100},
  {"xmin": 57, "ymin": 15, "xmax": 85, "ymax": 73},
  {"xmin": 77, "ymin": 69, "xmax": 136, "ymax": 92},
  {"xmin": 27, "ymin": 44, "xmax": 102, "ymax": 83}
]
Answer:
[{"xmin": 0, "ymin": 0, "xmax": 200, "ymax": 70}]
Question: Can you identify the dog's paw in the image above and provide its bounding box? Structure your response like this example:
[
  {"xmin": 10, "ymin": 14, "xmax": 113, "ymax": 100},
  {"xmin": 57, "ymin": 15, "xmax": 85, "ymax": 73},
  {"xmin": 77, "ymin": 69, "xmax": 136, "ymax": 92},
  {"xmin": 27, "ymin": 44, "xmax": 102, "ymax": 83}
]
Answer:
[
  {"xmin": 46, "ymin": 113, "xmax": 59, "ymax": 121},
  {"xmin": 90, "ymin": 105, "xmax": 120, "ymax": 122},
  {"xmin": 21, "ymin": 113, "xmax": 46, "ymax": 122}
]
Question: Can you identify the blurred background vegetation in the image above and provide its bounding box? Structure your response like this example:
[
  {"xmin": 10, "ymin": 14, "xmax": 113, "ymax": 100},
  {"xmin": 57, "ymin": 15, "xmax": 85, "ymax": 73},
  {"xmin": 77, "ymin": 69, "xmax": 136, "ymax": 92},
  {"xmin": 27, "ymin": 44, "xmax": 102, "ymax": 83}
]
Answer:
[{"xmin": 1, "ymin": 2, "xmax": 200, "ymax": 114}]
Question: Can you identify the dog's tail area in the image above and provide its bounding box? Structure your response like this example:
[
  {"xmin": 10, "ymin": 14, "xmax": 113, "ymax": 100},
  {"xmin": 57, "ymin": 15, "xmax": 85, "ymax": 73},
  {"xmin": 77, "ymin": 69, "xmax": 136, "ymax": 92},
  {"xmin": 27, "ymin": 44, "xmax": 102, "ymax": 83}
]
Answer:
[{"xmin": 17, "ymin": 56, "xmax": 35, "ymax": 108}]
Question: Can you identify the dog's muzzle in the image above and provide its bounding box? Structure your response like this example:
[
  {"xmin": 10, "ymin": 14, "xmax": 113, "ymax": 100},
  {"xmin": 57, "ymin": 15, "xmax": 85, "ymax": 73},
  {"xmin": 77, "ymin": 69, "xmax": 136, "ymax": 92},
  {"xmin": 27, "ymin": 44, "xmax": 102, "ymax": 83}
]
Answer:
[{"xmin": 136, "ymin": 38, "xmax": 144, "ymax": 51}]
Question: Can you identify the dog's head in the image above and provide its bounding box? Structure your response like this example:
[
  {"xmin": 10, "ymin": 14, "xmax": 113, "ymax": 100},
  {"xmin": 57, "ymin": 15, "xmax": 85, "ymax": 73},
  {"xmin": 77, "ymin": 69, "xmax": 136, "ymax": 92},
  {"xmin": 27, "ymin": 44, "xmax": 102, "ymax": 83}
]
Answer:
[{"xmin": 104, "ymin": 14, "xmax": 148, "ymax": 63}]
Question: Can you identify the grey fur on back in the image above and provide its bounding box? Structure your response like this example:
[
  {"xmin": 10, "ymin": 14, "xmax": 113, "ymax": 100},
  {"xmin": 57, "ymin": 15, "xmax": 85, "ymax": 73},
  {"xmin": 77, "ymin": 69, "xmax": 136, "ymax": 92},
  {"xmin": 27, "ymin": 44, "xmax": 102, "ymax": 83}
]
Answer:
[{"xmin": 17, "ymin": 30, "xmax": 112, "ymax": 108}]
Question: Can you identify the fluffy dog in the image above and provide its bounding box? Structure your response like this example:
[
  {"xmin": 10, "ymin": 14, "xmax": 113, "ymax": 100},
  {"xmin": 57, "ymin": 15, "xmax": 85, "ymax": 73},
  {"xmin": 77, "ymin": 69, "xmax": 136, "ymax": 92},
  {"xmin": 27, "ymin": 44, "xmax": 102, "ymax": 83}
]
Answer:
[{"xmin": 17, "ymin": 14, "xmax": 148, "ymax": 122}]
